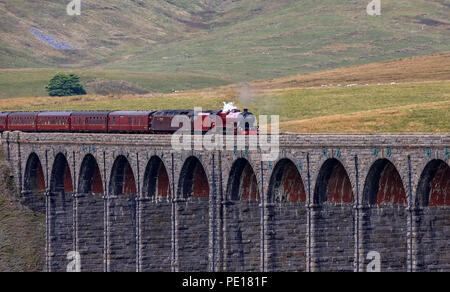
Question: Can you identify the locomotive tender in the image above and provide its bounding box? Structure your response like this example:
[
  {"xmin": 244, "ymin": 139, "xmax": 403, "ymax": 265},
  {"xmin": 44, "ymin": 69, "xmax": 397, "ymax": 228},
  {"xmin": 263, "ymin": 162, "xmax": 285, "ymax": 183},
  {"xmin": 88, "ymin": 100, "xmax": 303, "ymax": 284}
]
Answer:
[{"xmin": 0, "ymin": 106, "xmax": 258, "ymax": 135}]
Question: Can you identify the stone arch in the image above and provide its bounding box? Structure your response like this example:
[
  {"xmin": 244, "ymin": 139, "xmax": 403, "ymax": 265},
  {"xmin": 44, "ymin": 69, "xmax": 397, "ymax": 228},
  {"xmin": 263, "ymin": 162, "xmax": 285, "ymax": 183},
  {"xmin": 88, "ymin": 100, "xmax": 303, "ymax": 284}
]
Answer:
[
  {"xmin": 224, "ymin": 158, "xmax": 261, "ymax": 271},
  {"xmin": 414, "ymin": 159, "xmax": 450, "ymax": 272},
  {"xmin": 312, "ymin": 158, "xmax": 354, "ymax": 272},
  {"xmin": 314, "ymin": 158, "xmax": 354, "ymax": 205},
  {"xmin": 227, "ymin": 158, "xmax": 260, "ymax": 201},
  {"xmin": 78, "ymin": 154, "xmax": 104, "ymax": 195},
  {"xmin": 268, "ymin": 158, "xmax": 306, "ymax": 203},
  {"xmin": 140, "ymin": 155, "xmax": 172, "ymax": 271},
  {"xmin": 266, "ymin": 158, "xmax": 307, "ymax": 271},
  {"xmin": 23, "ymin": 152, "xmax": 46, "ymax": 213},
  {"xmin": 363, "ymin": 159, "xmax": 407, "ymax": 206},
  {"xmin": 48, "ymin": 153, "xmax": 74, "ymax": 272},
  {"xmin": 361, "ymin": 158, "xmax": 408, "ymax": 272},
  {"xmin": 109, "ymin": 155, "xmax": 137, "ymax": 197},
  {"xmin": 76, "ymin": 154, "xmax": 105, "ymax": 272},
  {"xmin": 50, "ymin": 153, "xmax": 73, "ymax": 195},
  {"xmin": 416, "ymin": 159, "xmax": 450, "ymax": 207},
  {"xmin": 176, "ymin": 156, "xmax": 210, "ymax": 271},
  {"xmin": 107, "ymin": 155, "xmax": 137, "ymax": 272},
  {"xmin": 142, "ymin": 156, "xmax": 171, "ymax": 199},
  {"xmin": 178, "ymin": 156, "xmax": 209, "ymax": 199}
]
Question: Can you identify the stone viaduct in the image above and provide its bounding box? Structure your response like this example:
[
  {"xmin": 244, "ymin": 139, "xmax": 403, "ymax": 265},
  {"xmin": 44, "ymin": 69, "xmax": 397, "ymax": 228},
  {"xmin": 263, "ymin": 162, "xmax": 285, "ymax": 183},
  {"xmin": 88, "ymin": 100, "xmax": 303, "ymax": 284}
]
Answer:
[{"xmin": 1, "ymin": 131, "xmax": 449, "ymax": 272}]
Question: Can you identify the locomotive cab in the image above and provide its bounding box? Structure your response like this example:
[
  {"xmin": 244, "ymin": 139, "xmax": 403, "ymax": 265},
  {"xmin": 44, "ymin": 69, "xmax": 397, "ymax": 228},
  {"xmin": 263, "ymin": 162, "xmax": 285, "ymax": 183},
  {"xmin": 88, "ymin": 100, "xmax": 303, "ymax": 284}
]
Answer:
[{"xmin": 237, "ymin": 109, "xmax": 259, "ymax": 135}]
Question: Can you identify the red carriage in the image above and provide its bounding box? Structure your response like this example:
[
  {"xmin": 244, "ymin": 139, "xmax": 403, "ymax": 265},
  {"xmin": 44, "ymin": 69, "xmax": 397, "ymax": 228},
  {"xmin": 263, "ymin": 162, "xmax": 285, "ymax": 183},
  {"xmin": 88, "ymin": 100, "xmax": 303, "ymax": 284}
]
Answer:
[
  {"xmin": 7, "ymin": 112, "xmax": 39, "ymax": 132},
  {"xmin": 37, "ymin": 112, "xmax": 72, "ymax": 132}
]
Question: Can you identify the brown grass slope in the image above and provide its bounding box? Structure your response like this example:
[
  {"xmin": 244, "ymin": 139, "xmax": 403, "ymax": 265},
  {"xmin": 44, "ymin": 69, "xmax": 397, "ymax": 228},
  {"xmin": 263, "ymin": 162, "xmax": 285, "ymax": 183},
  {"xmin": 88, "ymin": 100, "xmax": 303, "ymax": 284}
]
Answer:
[
  {"xmin": 250, "ymin": 53, "xmax": 450, "ymax": 90},
  {"xmin": 0, "ymin": 148, "xmax": 45, "ymax": 272}
]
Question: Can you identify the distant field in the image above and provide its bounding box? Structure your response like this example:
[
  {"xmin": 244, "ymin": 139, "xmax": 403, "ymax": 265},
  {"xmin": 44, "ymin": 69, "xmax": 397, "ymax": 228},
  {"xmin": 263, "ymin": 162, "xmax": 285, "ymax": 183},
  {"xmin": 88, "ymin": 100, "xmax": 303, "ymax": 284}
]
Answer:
[
  {"xmin": 0, "ymin": 69, "xmax": 231, "ymax": 98},
  {"xmin": 1, "ymin": 54, "xmax": 448, "ymax": 133},
  {"xmin": 1, "ymin": 81, "xmax": 448, "ymax": 133},
  {"xmin": 1, "ymin": 1, "xmax": 450, "ymax": 81},
  {"xmin": 1, "ymin": 53, "xmax": 448, "ymax": 99},
  {"xmin": 250, "ymin": 53, "xmax": 450, "ymax": 89}
]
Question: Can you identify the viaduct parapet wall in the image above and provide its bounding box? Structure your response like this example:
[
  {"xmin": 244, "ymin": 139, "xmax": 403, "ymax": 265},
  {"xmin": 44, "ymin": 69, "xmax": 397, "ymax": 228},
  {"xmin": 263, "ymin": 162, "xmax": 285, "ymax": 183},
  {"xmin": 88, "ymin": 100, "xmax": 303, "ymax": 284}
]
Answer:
[{"xmin": 1, "ymin": 132, "xmax": 449, "ymax": 272}]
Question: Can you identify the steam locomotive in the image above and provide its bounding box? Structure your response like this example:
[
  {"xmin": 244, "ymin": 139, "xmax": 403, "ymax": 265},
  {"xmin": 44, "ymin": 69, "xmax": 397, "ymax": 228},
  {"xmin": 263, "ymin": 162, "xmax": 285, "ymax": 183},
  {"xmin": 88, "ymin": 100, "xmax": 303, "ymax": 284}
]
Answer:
[{"xmin": 0, "ymin": 104, "xmax": 258, "ymax": 135}]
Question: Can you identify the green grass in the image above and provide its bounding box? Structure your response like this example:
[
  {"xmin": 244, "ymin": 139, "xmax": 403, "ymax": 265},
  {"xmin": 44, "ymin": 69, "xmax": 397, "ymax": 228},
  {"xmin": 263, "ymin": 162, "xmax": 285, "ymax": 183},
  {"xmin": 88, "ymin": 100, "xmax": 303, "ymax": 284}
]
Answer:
[
  {"xmin": 1, "ymin": 1, "xmax": 449, "ymax": 82},
  {"xmin": 248, "ymin": 82, "xmax": 450, "ymax": 122},
  {"xmin": 0, "ymin": 69, "xmax": 231, "ymax": 98},
  {"xmin": 1, "ymin": 81, "xmax": 448, "ymax": 133}
]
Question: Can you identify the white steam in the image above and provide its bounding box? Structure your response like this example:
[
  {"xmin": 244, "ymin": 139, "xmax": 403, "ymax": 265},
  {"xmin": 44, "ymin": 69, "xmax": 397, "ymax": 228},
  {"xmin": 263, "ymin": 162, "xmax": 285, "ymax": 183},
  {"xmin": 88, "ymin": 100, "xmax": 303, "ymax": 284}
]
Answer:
[{"xmin": 222, "ymin": 102, "xmax": 238, "ymax": 113}]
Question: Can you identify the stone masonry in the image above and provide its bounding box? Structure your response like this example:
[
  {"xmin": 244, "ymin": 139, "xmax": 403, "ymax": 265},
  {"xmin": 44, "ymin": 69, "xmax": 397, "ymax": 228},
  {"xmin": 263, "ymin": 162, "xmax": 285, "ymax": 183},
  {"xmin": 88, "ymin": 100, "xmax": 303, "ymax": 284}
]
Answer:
[{"xmin": 1, "ymin": 131, "xmax": 449, "ymax": 272}]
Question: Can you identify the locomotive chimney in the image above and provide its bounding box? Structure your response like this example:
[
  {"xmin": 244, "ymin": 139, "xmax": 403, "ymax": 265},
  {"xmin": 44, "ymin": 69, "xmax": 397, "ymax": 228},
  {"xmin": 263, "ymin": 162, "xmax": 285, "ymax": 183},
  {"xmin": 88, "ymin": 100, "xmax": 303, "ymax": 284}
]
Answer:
[{"xmin": 244, "ymin": 108, "xmax": 248, "ymax": 113}]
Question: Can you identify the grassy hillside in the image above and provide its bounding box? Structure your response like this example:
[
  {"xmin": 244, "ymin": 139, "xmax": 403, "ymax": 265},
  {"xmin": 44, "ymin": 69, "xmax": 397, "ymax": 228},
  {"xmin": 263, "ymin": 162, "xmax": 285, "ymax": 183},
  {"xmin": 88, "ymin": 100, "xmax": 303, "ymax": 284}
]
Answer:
[
  {"xmin": 1, "ymin": 53, "xmax": 449, "ymax": 133},
  {"xmin": 250, "ymin": 53, "xmax": 450, "ymax": 90},
  {"xmin": 1, "ymin": 81, "xmax": 448, "ymax": 133},
  {"xmin": 0, "ymin": 69, "xmax": 231, "ymax": 98},
  {"xmin": 1, "ymin": 0, "xmax": 449, "ymax": 81},
  {"xmin": 0, "ymin": 149, "xmax": 45, "ymax": 272}
]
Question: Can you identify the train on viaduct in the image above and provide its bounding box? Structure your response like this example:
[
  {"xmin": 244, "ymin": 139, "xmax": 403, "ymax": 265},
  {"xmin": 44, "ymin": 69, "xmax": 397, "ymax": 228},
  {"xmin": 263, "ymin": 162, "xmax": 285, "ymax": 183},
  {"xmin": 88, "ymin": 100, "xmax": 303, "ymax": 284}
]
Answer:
[{"xmin": 1, "ymin": 131, "xmax": 449, "ymax": 272}]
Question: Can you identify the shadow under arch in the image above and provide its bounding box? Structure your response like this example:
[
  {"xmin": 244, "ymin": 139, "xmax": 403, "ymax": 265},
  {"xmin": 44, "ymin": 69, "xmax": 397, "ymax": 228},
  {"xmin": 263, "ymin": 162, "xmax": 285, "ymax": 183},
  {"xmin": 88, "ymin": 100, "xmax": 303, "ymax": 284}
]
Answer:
[
  {"xmin": 266, "ymin": 158, "xmax": 307, "ymax": 271},
  {"xmin": 416, "ymin": 159, "xmax": 450, "ymax": 207},
  {"xmin": 361, "ymin": 158, "xmax": 408, "ymax": 272},
  {"xmin": 107, "ymin": 155, "xmax": 137, "ymax": 272},
  {"xmin": 414, "ymin": 159, "xmax": 450, "ymax": 272},
  {"xmin": 227, "ymin": 158, "xmax": 260, "ymax": 201},
  {"xmin": 23, "ymin": 152, "xmax": 46, "ymax": 213},
  {"xmin": 48, "ymin": 153, "xmax": 74, "ymax": 272},
  {"xmin": 50, "ymin": 153, "xmax": 73, "ymax": 195},
  {"xmin": 178, "ymin": 156, "xmax": 209, "ymax": 199},
  {"xmin": 143, "ymin": 156, "xmax": 171, "ymax": 199},
  {"xmin": 314, "ymin": 158, "xmax": 354, "ymax": 204},
  {"xmin": 363, "ymin": 159, "xmax": 407, "ymax": 206},
  {"xmin": 176, "ymin": 156, "xmax": 210, "ymax": 271},
  {"xmin": 140, "ymin": 155, "xmax": 173, "ymax": 272},
  {"xmin": 224, "ymin": 158, "xmax": 260, "ymax": 271},
  {"xmin": 312, "ymin": 158, "xmax": 354, "ymax": 272},
  {"xmin": 268, "ymin": 158, "xmax": 306, "ymax": 203},
  {"xmin": 76, "ymin": 154, "xmax": 105, "ymax": 272},
  {"xmin": 109, "ymin": 155, "xmax": 136, "ymax": 197},
  {"xmin": 78, "ymin": 154, "xmax": 104, "ymax": 195}
]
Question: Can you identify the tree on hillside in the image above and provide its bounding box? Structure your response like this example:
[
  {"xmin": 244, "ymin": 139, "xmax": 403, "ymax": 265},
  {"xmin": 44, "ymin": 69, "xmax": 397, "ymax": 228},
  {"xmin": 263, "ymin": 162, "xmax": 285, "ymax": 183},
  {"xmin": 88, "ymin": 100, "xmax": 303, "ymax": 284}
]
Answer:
[{"xmin": 45, "ymin": 73, "xmax": 86, "ymax": 96}]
